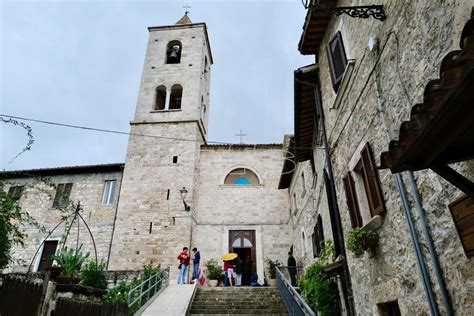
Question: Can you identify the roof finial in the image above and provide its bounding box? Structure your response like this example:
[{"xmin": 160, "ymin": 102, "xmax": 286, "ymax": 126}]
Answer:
[{"xmin": 183, "ymin": 3, "xmax": 191, "ymax": 16}]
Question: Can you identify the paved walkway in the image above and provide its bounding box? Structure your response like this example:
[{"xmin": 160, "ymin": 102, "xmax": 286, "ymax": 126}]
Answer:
[{"xmin": 140, "ymin": 283, "xmax": 196, "ymax": 316}]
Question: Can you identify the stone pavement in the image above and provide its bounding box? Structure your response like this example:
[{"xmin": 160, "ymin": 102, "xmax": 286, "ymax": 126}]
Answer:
[{"xmin": 140, "ymin": 283, "xmax": 197, "ymax": 316}]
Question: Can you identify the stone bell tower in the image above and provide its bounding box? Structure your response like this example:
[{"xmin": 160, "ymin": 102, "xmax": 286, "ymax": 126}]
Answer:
[{"xmin": 108, "ymin": 14, "xmax": 212, "ymax": 272}]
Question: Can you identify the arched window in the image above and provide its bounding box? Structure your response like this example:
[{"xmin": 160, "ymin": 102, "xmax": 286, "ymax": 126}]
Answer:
[
  {"xmin": 166, "ymin": 41, "xmax": 182, "ymax": 64},
  {"xmin": 169, "ymin": 84, "xmax": 183, "ymax": 109},
  {"xmin": 224, "ymin": 168, "xmax": 260, "ymax": 185},
  {"xmin": 154, "ymin": 85, "xmax": 167, "ymax": 110}
]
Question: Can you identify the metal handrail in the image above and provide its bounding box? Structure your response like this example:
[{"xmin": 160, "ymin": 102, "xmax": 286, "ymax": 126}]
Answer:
[
  {"xmin": 276, "ymin": 266, "xmax": 316, "ymax": 316},
  {"xmin": 127, "ymin": 267, "xmax": 169, "ymax": 309}
]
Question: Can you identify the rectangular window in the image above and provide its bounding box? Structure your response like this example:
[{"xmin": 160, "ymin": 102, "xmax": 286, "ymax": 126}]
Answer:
[
  {"xmin": 8, "ymin": 185, "xmax": 24, "ymax": 201},
  {"xmin": 356, "ymin": 143, "xmax": 385, "ymax": 217},
  {"xmin": 326, "ymin": 31, "xmax": 348, "ymax": 92},
  {"xmin": 173, "ymin": 156, "xmax": 178, "ymax": 163},
  {"xmin": 53, "ymin": 183, "xmax": 73, "ymax": 208},
  {"xmin": 343, "ymin": 172, "xmax": 363, "ymax": 228},
  {"xmin": 312, "ymin": 214, "xmax": 325, "ymax": 258},
  {"xmin": 102, "ymin": 180, "xmax": 116, "ymax": 205},
  {"xmin": 301, "ymin": 172, "xmax": 306, "ymax": 197},
  {"xmin": 449, "ymin": 195, "xmax": 474, "ymax": 257},
  {"xmin": 378, "ymin": 301, "xmax": 401, "ymax": 316}
]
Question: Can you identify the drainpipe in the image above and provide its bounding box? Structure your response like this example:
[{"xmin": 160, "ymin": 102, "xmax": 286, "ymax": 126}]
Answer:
[
  {"xmin": 395, "ymin": 174, "xmax": 438, "ymax": 315},
  {"xmin": 106, "ymin": 169, "xmax": 124, "ymax": 270},
  {"xmin": 406, "ymin": 171, "xmax": 454, "ymax": 316}
]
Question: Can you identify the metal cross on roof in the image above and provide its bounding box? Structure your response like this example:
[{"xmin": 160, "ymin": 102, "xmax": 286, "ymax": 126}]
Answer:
[
  {"xmin": 236, "ymin": 129, "xmax": 247, "ymax": 144},
  {"xmin": 183, "ymin": 3, "xmax": 191, "ymax": 15}
]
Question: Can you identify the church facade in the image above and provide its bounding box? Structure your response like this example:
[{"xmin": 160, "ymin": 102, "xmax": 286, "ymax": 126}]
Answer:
[{"xmin": 2, "ymin": 16, "xmax": 291, "ymax": 284}]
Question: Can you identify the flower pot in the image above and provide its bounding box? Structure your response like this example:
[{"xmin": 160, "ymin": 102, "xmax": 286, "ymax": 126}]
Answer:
[
  {"xmin": 361, "ymin": 234, "xmax": 379, "ymax": 249},
  {"xmin": 48, "ymin": 266, "xmax": 63, "ymax": 281},
  {"xmin": 56, "ymin": 275, "xmax": 81, "ymax": 285},
  {"xmin": 208, "ymin": 279, "xmax": 218, "ymax": 287},
  {"xmin": 267, "ymin": 278, "xmax": 276, "ymax": 287}
]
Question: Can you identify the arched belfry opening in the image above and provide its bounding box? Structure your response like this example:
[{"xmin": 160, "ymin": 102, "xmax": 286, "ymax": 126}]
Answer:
[
  {"xmin": 169, "ymin": 84, "xmax": 183, "ymax": 109},
  {"xmin": 166, "ymin": 41, "xmax": 182, "ymax": 64},
  {"xmin": 154, "ymin": 85, "xmax": 167, "ymax": 110}
]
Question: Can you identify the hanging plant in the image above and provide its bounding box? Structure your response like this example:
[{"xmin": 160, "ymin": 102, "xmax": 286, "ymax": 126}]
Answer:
[{"xmin": 346, "ymin": 228, "xmax": 379, "ymax": 257}]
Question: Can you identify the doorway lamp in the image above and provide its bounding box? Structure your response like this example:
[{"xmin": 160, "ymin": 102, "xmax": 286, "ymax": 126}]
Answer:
[
  {"xmin": 180, "ymin": 187, "xmax": 191, "ymax": 211},
  {"xmin": 301, "ymin": 0, "xmax": 386, "ymax": 21}
]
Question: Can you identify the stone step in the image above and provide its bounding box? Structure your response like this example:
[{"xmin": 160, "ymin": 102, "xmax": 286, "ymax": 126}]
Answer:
[
  {"xmin": 189, "ymin": 309, "xmax": 287, "ymax": 314},
  {"xmin": 190, "ymin": 314, "xmax": 288, "ymax": 316},
  {"xmin": 190, "ymin": 302, "xmax": 285, "ymax": 307}
]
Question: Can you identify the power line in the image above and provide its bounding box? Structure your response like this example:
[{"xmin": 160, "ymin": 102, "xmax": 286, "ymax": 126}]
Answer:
[
  {"xmin": 0, "ymin": 114, "xmax": 228, "ymax": 144},
  {"xmin": 0, "ymin": 113, "xmax": 320, "ymax": 150}
]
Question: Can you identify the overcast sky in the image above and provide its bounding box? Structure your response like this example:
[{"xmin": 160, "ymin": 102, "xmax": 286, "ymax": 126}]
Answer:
[{"xmin": 0, "ymin": 0, "xmax": 312, "ymax": 171}]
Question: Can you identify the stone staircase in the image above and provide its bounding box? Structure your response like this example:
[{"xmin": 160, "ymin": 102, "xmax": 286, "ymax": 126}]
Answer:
[{"xmin": 188, "ymin": 287, "xmax": 288, "ymax": 315}]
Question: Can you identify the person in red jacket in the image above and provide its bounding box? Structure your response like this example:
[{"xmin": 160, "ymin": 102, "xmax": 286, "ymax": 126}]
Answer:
[{"xmin": 177, "ymin": 247, "xmax": 190, "ymax": 284}]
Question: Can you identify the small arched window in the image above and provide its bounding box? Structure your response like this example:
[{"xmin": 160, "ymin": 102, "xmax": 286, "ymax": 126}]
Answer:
[
  {"xmin": 169, "ymin": 84, "xmax": 183, "ymax": 109},
  {"xmin": 154, "ymin": 85, "xmax": 167, "ymax": 110},
  {"xmin": 166, "ymin": 41, "xmax": 182, "ymax": 64},
  {"xmin": 224, "ymin": 168, "xmax": 259, "ymax": 185}
]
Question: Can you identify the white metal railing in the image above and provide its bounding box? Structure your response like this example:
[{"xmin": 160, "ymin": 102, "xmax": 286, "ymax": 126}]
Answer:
[
  {"xmin": 276, "ymin": 266, "xmax": 316, "ymax": 316},
  {"xmin": 127, "ymin": 267, "xmax": 169, "ymax": 310}
]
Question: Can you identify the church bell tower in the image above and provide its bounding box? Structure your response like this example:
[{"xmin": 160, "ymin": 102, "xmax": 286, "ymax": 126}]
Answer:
[{"xmin": 108, "ymin": 14, "xmax": 212, "ymax": 272}]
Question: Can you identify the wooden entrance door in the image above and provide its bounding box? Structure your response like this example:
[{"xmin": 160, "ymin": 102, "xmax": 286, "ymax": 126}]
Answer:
[
  {"xmin": 229, "ymin": 230, "xmax": 256, "ymax": 273},
  {"xmin": 38, "ymin": 240, "xmax": 58, "ymax": 271}
]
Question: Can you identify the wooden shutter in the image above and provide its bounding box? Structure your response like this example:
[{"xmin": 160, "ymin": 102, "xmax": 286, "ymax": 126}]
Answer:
[
  {"xmin": 323, "ymin": 169, "xmax": 341, "ymax": 257},
  {"xmin": 53, "ymin": 183, "xmax": 73, "ymax": 208},
  {"xmin": 449, "ymin": 195, "xmax": 474, "ymax": 257},
  {"xmin": 312, "ymin": 215, "xmax": 325, "ymax": 258},
  {"xmin": 360, "ymin": 143, "xmax": 385, "ymax": 216},
  {"xmin": 326, "ymin": 31, "xmax": 348, "ymax": 92},
  {"xmin": 8, "ymin": 186, "xmax": 24, "ymax": 200},
  {"xmin": 343, "ymin": 172, "xmax": 363, "ymax": 228}
]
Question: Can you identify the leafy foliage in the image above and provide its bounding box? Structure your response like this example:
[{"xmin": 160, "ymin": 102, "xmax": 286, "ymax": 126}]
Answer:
[
  {"xmin": 80, "ymin": 260, "xmax": 108, "ymax": 289},
  {"xmin": 51, "ymin": 247, "xmax": 89, "ymax": 277},
  {"xmin": 299, "ymin": 241, "xmax": 340, "ymax": 315},
  {"xmin": 204, "ymin": 259, "xmax": 223, "ymax": 280},
  {"xmin": 346, "ymin": 227, "xmax": 379, "ymax": 257},
  {"xmin": 0, "ymin": 182, "xmax": 42, "ymax": 270},
  {"xmin": 265, "ymin": 258, "xmax": 282, "ymax": 279}
]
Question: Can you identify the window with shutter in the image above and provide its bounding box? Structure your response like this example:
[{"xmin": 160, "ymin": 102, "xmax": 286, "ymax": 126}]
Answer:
[
  {"xmin": 449, "ymin": 195, "xmax": 474, "ymax": 257},
  {"xmin": 358, "ymin": 143, "xmax": 385, "ymax": 217},
  {"xmin": 343, "ymin": 172, "xmax": 363, "ymax": 228},
  {"xmin": 53, "ymin": 183, "xmax": 73, "ymax": 208},
  {"xmin": 323, "ymin": 169, "xmax": 341, "ymax": 257},
  {"xmin": 312, "ymin": 214, "xmax": 325, "ymax": 258},
  {"xmin": 8, "ymin": 186, "xmax": 24, "ymax": 201},
  {"xmin": 326, "ymin": 31, "xmax": 348, "ymax": 92}
]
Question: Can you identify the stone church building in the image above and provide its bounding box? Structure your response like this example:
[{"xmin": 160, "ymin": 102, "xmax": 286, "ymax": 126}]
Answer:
[{"xmin": 1, "ymin": 15, "xmax": 291, "ymax": 285}]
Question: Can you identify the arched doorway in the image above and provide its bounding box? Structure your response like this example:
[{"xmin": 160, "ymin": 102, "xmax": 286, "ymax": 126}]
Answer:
[{"xmin": 229, "ymin": 230, "xmax": 256, "ymax": 285}]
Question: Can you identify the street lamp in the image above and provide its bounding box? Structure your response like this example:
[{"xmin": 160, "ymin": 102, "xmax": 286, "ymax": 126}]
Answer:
[{"xmin": 180, "ymin": 187, "xmax": 191, "ymax": 211}]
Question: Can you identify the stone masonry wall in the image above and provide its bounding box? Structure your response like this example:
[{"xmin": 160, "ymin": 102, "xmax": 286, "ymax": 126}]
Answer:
[
  {"xmin": 290, "ymin": 1, "xmax": 473, "ymax": 315},
  {"xmin": 4, "ymin": 170, "xmax": 122, "ymax": 272},
  {"xmin": 193, "ymin": 145, "xmax": 291, "ymax": 283}
]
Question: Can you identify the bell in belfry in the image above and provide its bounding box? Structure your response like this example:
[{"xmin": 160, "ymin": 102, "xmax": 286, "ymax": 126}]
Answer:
[{"xmin": 168, "ymin": 45, "xmax": 180, "ymax": 63}]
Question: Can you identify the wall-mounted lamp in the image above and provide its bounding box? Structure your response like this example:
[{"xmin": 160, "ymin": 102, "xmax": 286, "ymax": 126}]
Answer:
[{"xmin": 180, "ymin": 187, "xmax": 191, "ymax": 211}]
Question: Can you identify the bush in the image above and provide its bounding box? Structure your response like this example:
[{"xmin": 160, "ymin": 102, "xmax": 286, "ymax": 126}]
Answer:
[
  {"xmin": 346, "ymin": 228, "xmax": 379, "ymax": 257},
  {"xmin": 265, "ymin": 258, "xmax": 282, "ymax": 279},
  {"xmin": 80, "ymin": 260, "xmax": 107, "ymax": 289},
  {"xmin": 299, "ymin": 241, "xmax": 340, "ymax": 315},
  {"xmin": 51, "ymin": 247, "xmax": 89, "ymax": 277},
  {"xmin": 204, "ymin": 259, "xmax": 223, "ymax": 280}
]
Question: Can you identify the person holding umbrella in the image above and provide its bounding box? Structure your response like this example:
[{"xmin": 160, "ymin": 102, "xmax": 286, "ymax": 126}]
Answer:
[{"xmin": 221, "ymin": 253, "xmax": 238, "ymax": 286}]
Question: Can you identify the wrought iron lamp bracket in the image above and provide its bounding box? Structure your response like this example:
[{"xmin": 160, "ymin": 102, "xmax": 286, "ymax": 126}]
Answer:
[{"xmin": 310, "ymin": 3, "xmax": 386, "ymax": 21}]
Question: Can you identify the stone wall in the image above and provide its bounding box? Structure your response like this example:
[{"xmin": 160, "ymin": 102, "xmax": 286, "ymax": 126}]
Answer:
[
  {"xmin": 193, "ymin": 145, "xmax": 291, "ymax": 284},
  {"xmin": 289, "ymin": 1, "xmax": 473, "ymax": 315},
  {"xmin": 5, "ymin": 170, "xmax": 123, "ymax": 272}
]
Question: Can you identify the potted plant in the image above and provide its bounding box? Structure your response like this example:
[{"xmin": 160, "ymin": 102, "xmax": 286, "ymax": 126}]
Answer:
[
  {"xmin": 80, "ymin": 260, "xmax": 108, "ymax": 290},
  {"xmin": 265, "ymin": 258, "xmax": 282, "ymax": 286},
  {"xmin": 52, "ymin": 247, "xmax": 89, "ymax": 284},
  {"xmin": 346, "ymin": 228, "xmax": 379, "ymax": 257},
  {"xmin": 204, "ymin": 259, "xmax": 222, "ymax": 287}
]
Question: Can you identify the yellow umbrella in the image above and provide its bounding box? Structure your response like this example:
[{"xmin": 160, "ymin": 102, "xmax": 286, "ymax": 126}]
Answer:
[{"xmin": 221, "ymin": 253, "xmax": 238, "ymax": 261}]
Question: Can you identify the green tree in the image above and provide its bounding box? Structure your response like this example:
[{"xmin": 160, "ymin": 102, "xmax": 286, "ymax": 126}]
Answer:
[{"xmin": 0, "ymin": 181, "xmax": 42, "ymax": 270}]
